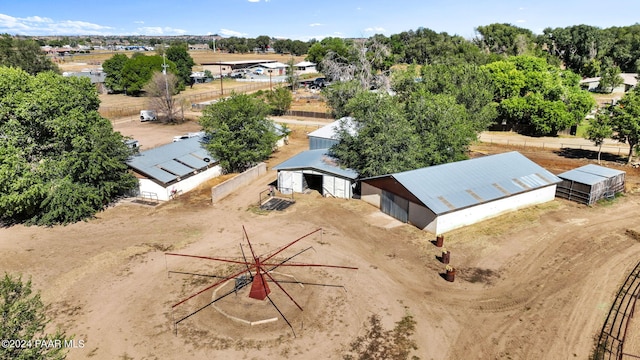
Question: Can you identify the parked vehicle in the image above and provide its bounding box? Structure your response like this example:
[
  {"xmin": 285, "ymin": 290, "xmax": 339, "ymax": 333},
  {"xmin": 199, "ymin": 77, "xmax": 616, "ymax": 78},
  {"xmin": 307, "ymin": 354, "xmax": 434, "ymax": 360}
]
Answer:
[
  {"xmin": 253, "ymin": 68, "xmax": 264, "ymax": 75},
  {"xmin": 172, "ymin": 132, "xmax": 204, "ymax": 142},
  {"xmin": 140, "ymin": 110, "xmax": 157, "ymax": 122}
]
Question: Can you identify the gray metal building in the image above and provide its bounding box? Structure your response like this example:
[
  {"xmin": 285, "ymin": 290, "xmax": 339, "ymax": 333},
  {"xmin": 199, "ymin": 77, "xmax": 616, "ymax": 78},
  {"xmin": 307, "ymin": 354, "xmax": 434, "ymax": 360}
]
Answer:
[
  {"xmin": 360, "ymin": 152, "xmax": 561, "ymax": 234},
  {"xmin": 126, "ymin": 136, "xmax": 221, "ymax": 200},
  {"xmin": 307, "ymin": 117, "xmax": 355, "ymax": 150},
  {"xmin": 556, "ymin": 164, "xmax": 625, "ymax": 205},
  {"xmin": 272, "ymin": 149, "xmax": 358, "ymax": 199}
]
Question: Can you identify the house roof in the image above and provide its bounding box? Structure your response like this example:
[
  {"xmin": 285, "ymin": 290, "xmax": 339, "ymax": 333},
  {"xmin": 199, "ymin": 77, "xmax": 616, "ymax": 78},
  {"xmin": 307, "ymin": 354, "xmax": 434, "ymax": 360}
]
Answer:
[
  {"xmin": 307, "ymin": 117, "xmax": 356, "ymax": 140},
  {"xmin": 558, "ymin": 164, "xmax": 625, "ymax": 186},
  {"xmin": 126, "ymin": 136, "xmax": 214, "ymax": 185},
  {"xmin": 272, "ymin": 149, "xmax": 358, "ymax": 180},
  {"xmin": 259, "ymin": 62, "xmax": 288, "ymax": 69},
  {"xmin": 580, "ymin": 73, "xmax": 638, "ymax": 87},
  {"xmin": 362, "ymin": 151, "xmax": 561, "ymax": 215},
  {"xmin": 294, "ymin": 61, "xmax": 316, "ymax": 67}
]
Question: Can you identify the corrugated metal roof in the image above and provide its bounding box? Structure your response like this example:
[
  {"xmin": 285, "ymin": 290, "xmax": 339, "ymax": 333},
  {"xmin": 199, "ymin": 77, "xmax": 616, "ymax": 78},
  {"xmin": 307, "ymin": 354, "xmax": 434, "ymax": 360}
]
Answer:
[
  {"xmin": 126, "ymin": 136, "xmax": 215, "ymax": 184},
  {"xmin": 307, "ymin": 117, "xmax": 356, "ymax": 140},
  {"xmin": 363, "ymin": 151, "xmax": 561, "ymax": 215},
  {"xmin": 558, "ymin": 164, "xmax": 625, "ymax": 185},
  {"xmin": 272, "ymin": 149, "xmax": 358, "ymax": 180}
]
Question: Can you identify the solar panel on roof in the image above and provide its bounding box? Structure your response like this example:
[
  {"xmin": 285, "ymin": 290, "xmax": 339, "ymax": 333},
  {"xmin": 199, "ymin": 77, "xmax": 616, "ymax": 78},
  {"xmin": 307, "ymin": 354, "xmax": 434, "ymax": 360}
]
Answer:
[
  {"xmin": 158, "ymin": 161, "xmax": 194, "ymax": 177},
  {"xmin": 142, "ymin": 167, "xmax": 177, "ymax": 183}
]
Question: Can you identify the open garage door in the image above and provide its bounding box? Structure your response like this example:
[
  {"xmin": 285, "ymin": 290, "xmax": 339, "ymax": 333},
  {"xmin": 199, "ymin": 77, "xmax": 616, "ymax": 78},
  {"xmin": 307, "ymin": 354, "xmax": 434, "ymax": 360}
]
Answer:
[{"xmin": 381, "ymin": 190, "xmax": 409, "ymax": 223}]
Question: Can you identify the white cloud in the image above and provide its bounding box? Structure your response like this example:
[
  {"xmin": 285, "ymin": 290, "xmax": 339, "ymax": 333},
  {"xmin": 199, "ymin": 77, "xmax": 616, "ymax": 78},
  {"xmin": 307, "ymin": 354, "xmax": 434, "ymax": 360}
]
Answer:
[
  {"xmin": 137, "ymin": 26, "xmax": 187, "ymax": 35},
  {"xmin": 309, "ymin": 23, "xmax": 323, "ymax": 27},
  {"xmin": 364, "ymin": 27, "xmax": 385, "ymax": 33},
  {"xmin": 248, "ymin": 0, "xmax": 260, "ymax": 2},
  {"xmin": 516, "ymin": 19, "xmax": 526, "ymax": 23},
  {"xmin": 219, "ymin": 28, "xmax": 248, "ymax": 37},
  {"xmin": 0, "ymin": 13, "xmax": 112, "ymax": 35},
  {"xmin": 134, "ymin": 20, "xmax": 145, "ymax": 24}
]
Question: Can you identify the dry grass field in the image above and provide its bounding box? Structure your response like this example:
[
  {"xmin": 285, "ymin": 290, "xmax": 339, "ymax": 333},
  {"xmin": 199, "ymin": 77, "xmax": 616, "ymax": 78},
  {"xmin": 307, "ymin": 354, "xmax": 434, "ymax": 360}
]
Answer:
[{"xmin": 58, "ymin": 51, "xmax": 325, "ymax": 118}]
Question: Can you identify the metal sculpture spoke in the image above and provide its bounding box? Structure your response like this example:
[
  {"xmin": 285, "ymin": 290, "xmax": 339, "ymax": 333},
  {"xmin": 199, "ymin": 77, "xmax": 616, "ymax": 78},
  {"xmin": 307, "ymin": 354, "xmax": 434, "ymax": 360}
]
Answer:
[{"xmin": 166, "ymin": 226, "xmax": 357, "ymax": 336}]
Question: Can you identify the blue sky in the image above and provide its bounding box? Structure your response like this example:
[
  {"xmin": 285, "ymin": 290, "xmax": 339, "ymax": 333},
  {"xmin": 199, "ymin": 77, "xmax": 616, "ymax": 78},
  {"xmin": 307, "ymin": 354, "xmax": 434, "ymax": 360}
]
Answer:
[{"xmin": 1, "ymin": 0, "xmax": 639, "ymax": 40}]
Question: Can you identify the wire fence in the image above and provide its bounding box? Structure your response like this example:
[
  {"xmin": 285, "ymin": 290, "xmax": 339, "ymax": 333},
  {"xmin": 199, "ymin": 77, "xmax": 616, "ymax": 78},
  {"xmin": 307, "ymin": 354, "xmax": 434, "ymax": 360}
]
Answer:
[{"xmin": 481, "ymin": 137, "xmax": 628, "ymax": 157}]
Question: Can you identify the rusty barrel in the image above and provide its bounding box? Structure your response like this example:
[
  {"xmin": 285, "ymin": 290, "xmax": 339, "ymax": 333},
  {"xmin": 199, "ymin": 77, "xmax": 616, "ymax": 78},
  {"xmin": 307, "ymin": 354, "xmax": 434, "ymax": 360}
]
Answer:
[
  {"xmin": 442, "ymin": 251, "xmax": 450, "ymax": 264},
  {"xmin": 445, "ymin": 268, "xmax": 456, "ymax": 282},
  {"xmin": 436, "ymin": 235, "xmax": 444, "ymax": 247}
]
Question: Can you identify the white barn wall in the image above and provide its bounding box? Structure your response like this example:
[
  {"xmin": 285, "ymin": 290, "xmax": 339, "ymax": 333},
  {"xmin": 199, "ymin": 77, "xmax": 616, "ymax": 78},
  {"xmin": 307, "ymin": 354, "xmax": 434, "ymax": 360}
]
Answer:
[
  {"xmin": 277, "ymin": 170, "xmax": 353, "ymax": 199},
  {"xmin": 323, "ymin": 175, "xmax": 352, "ymax": 199},
  {"xmin": 137, "ymin": 179, "xmax": 168, "ymax": 200},
  {"xmin": 429, "ymin": 186, "xmax": 557, "ymax": 234},
  {"xmin": 278, "ymin": 170, "xmax": 304, "ymax": 194},
  {"xmin": 136, "ymin": 165, "xmax": 222, "ymax": 201}
]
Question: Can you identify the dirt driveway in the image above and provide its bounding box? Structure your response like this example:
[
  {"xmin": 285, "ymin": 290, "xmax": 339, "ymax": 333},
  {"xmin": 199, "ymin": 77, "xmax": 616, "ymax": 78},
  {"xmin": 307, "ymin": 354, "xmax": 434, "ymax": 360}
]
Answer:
[{"xmin": 1, "ymin": 126, "xmax": 640, "ymax": 359}]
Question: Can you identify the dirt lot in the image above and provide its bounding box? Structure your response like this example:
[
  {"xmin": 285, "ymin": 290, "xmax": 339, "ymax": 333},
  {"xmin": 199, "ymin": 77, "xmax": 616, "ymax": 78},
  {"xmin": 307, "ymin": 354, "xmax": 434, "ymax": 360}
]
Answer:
[{"xmin": 2, "ymin": 114, "xmax": 640, "ymax": 359}]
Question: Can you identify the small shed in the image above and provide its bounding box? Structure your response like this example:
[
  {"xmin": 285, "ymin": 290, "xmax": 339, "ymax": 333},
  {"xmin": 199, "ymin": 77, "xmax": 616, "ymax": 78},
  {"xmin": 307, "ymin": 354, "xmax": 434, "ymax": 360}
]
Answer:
[
  {"xmin": 360, "ymin": 152, "xmax": 561, "ymax": 235},
  {"xmin": 294, "ymin": 61, "xmax": 317, "ymax": 74},
  {"xmin": 555, "ymin": 164, "xmax": 625, "ymax": 205},
  {"xmin": 126, "ymin": 136, "xmax": 221, "ymax": 201},
  {"xmin": 307, "ymin": 117, "xmax": 355, "ymax": 150},
  {"xmin": 272, "ymin": 149, "xmax": 357, "ymax": 199}
]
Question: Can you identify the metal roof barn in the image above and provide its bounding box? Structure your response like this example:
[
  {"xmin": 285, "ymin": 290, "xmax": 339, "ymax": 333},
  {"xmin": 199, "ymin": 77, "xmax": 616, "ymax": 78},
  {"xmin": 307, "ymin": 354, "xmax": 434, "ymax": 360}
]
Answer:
[
  {"xmin": 307, "ymin": 117, "xmax": 356, "ymax": 150},
  {"xmin": 556, "ymin": 164, "xmax": 625, "ymax": 205},
  {"xmin": 126, "ymin": 136, "xmax": 222, "ymax": 201},
  {"xmin": 360, "ymin": 151, "xmax": 561, "ymax": 235},
  {"xmin": 272, "ymin": 149, "xmax": 357, "ymax": 199}
]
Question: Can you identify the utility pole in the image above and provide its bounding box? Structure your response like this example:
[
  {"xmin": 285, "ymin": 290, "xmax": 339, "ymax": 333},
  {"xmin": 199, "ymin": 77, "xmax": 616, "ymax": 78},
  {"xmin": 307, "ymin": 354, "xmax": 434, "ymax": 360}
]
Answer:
[{"xmin": 162, "ymin": 51, "xmax": 170, "ymax": 119}]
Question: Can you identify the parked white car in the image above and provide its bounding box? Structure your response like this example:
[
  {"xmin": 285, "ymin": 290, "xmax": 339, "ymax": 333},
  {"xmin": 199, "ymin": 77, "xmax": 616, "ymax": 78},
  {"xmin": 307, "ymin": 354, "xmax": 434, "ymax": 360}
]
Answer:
[{"xmin": 140, "ymin": 110, "xmax": 157, "ymax": 122}]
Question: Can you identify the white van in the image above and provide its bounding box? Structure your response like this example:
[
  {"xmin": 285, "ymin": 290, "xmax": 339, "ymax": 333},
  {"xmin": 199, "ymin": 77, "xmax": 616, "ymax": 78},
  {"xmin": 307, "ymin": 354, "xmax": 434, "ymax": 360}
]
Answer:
[{"xmin": 140, "ymin": 110, "xmax": 157, "ymax": 122}]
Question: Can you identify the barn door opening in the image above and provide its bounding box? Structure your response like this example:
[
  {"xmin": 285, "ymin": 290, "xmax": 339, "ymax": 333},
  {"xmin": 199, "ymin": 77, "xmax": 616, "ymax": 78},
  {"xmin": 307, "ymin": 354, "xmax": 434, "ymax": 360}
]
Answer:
[
  {"xmin": 381, "ymin": 190, "xmax": 409, "ymax": 223},
  {"xmin": 303, "ymin": 173, "xmax": 323, "ymax": 194}
]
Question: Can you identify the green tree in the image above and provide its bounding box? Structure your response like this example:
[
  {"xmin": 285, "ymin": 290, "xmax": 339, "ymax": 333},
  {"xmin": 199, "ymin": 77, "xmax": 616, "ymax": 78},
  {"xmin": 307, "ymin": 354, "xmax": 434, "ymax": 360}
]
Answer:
[
  {"xmin": 483, "ymin": 56, "xmax": 594, "ymax": 135},
  {"xmin": 585, "ymin": 112, "xmax": 614, "ymax": 164},
  {"xmin": 265, "ymin": 87, "xmax": 293, "ymax": 116},
  {"xmin": 323, "ymin": 80, "xmax": 366, "ymax": 119},
  {"xmin": 1, "ymin": 273, "xmax": 71, "ymax": 360},
  {"xmin": 598, "ymin": 65, "xmax": 624, "ymax": 93},
  {"xmin": 417, "ymin": 63, "xmax": 497, "ymax": 129},
  {"xmin": 343, "ymin": 314, "xmax": 419, "ymax": 360},
  {"xmin": 165, "ymin": 43, "xmax": 195, "ymax": 90},
  {"xmin": 306, "ymin": 37, "xmax": 351, "ymax": 72},
  {"xmin": 255, "ymin": 35, "xmax": 271, "ymax": 52},
  {"xmin": 474, "ymin": 23, "xmax": 536, "ymax": 56},
  {"xmin": 120, "ymin": 54, "xmax": 177, "ymax": 95},
  {"xmin": 102, "ymin": 53, "xmax": 128, "ymax": 93},
  {"xmin": 0, "ymin": 34, "xmax": 59, "ymax": 75},
  {"xmin": 330, "ymin": 92, "xmax": 420, "ymax": 178},
  {"xmin": 406, "ymin": 92, "xmax": 480, "ymax": 165},
  {"xmin": 539, "ymin": 25, "xmax": 610, "ymax": 76},
  {"xmin": 199, "ymin": 93, "xmax": 278, "ymax": 173},
  {"xmin": 0, "ymin": 67, "xmax": 137, "ymax": 226},
  {"xmin": 609, "ymin": 89, "xmax": 640, "ymax": 163}
]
